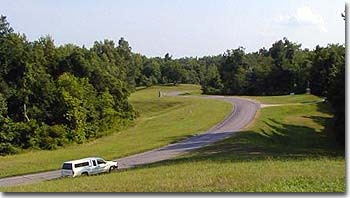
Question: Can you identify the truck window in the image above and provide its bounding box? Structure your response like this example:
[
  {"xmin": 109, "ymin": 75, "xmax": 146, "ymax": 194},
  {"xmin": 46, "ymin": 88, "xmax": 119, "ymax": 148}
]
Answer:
[
  {"xmin": 97, "ymin": 159, "xmax": 106, "ymax": 164},
  {"xmin": 92, "ymin": 160, "xmax": 96, "ymax": 166},
  {"xmin": 62, "ymin": 163, "xmax": 72, "ymax": 170},
  {"xmin": 74, "ymin": 162, "xmax": 89, "ymax": 168}
]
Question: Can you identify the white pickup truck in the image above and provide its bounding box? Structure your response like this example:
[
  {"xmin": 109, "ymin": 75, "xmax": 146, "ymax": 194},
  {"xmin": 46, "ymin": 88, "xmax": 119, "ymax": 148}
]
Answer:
[{"xmin": 61, "ymin": 157, "xmax": 118, "ymax": 177}]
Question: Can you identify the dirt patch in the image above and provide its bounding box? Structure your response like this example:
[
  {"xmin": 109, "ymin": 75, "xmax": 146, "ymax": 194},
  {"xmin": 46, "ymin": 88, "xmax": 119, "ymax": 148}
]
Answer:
[
  {"xmin": 260, "ymin": 104, "xmax": 285, "ymax": 108},
  {"xmin": 161, "ymin": 91, "xmax": 189, "ymax": 97}
]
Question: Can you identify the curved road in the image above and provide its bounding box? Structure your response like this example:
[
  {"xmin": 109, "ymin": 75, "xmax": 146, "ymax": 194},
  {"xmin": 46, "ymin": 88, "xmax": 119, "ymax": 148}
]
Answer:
[{"xmin": 0, "ymin": 97, "xmax": 260, "ymax": 187}]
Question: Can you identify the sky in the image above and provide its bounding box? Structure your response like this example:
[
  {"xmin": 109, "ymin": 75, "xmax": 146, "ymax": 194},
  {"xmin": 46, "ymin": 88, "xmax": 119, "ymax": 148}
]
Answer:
[{"xmin": 0, "ymin": 0, "xmax": 346, "ymax": 58}]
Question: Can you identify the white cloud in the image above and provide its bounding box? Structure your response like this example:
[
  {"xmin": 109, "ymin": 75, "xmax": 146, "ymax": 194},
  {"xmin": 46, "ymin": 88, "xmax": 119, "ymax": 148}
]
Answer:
[{"xmin": 278, "ymin": 6, "xmax": 327, "ymax": 32}]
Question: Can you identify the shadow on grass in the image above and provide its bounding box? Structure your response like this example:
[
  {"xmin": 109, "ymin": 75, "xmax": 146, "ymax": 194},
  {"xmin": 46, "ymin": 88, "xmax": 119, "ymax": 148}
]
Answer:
[
  {"xmin": 132, "ymin": 100, "xmax": 185, "ymax": 116},
  {"xmin": 162, "ymin": 134, "xmax": 197, "ymax": 144},
  {"xmin": 137, "ymin": 116, "xmax": 344, "ymax": 169},
  {"xmin": 315, "ymin": 102, "xmax": 334, "ymax": 115}
]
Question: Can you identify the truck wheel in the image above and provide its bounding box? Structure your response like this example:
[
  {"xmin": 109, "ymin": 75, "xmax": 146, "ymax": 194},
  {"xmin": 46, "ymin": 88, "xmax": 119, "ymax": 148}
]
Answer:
[
  {"xmin": 82, "ymin": 172, "xmax": 89, "ymax": 176},
  {"xmin": 109, "ymin": 166, "xmax": 116, "ymax": 173}
]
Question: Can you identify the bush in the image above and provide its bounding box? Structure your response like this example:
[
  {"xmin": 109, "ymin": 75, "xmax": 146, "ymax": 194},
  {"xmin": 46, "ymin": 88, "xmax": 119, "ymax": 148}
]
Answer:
[
  {"xmin": 37, "ymin": 124, "xmax": 68, "ymax": 150},
  {"xmin": 0, "ymin": 142, "xmax": 20, "ymax": 155}
]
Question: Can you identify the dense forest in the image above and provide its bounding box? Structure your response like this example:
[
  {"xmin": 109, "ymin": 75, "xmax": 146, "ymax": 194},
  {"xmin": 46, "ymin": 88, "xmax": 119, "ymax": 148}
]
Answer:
[
  {"xmin": 0, "ymin": 15, "xmax": 345, "ymax": 155},
  {"xmin": 0, "ymin": 16, "xmax": 136, "ymax": 154}
]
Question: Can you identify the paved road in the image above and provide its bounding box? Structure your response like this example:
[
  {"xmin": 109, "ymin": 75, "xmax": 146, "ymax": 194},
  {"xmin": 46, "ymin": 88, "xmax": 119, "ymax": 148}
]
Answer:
[{"xmin": 0, "ymin": 96, "xmax": 260, "ymax": 187}]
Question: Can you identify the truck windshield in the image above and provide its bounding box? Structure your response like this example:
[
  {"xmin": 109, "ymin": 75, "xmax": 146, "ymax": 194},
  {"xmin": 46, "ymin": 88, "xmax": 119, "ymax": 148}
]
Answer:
[{"xmin": 62, "ymin": 163, "xmax": 73, "ymax": 170}]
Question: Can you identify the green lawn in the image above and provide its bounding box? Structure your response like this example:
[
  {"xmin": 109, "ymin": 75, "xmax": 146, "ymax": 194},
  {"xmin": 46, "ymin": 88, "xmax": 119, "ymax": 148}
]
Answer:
[
  {"xmin": 240, "ymin": 94, "xmax": 323, "ymax": 104},
  {"xmin": 2, "ymin": 94, "xmax": 344, "ymax": 192},
  {"xmin": 0, "ymin": 84, "xmax": 231, "ymax": 179}
]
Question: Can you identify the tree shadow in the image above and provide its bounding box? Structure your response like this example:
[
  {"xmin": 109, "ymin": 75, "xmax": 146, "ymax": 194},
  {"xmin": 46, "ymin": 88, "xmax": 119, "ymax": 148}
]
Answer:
[
  {"xmin": 161, "ymin": 134, "xmax": 197, "ymax": 144},
  {"xmin": 158, "ymin": 131, "xmax": 236, "ymax": 152},
  {"xmin": 315, "ymin": 102, "xmax": 334, "ymax": 115},
  {"xmin": 133, "ymin": 117, "xmax": 343, "ymax": 169}
]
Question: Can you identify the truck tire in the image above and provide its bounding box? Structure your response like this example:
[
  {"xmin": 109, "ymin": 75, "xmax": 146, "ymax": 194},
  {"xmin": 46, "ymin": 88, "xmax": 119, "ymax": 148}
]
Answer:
[{"xmin": 109, "ymin": 166, "xmax": 116, "ymax": 173}]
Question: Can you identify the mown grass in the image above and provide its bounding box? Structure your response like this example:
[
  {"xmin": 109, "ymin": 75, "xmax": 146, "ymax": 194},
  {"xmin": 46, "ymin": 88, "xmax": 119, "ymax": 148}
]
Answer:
[
  {"xmin": 240, "ymin": 94, "xmax": 323, "ymax": 104},
  {"xmin": 2, "ymin": 95, "xmax": 344, "ymax": 192},
  {"xmin": 0, "ymin": 84, "xmax": 231, "ymax": 179}
]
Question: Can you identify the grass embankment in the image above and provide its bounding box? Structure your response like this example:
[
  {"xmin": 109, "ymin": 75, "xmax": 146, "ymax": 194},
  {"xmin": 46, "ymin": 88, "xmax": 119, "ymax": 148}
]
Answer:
[
  {"xmin": 2, "ymin": 94, "xmax": 344, "ymax": 192},
  {"xmin": 241, "ymin": 94, "xmax": 323, "ymax": 104},
  {"xmin": 0, "ymin": 84, "xmax": 231, "ymax": 179}
]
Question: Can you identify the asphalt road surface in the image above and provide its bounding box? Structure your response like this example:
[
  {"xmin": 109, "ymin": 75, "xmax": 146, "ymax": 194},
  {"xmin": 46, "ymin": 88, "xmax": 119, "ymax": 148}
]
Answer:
[{"xmin": 0, "ymin": 96, "xmax": 260, "ymax": 187}]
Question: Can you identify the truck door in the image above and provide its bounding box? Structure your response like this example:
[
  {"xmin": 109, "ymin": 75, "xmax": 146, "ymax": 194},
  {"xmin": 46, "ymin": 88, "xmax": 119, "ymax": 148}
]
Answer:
[
  {"xmin": 97, "ymin": 159, "xmax": 107, "ymax": 173},
  {"xmin": 91, "ymin": 159, "xmax": 98, "ymax": 174}
]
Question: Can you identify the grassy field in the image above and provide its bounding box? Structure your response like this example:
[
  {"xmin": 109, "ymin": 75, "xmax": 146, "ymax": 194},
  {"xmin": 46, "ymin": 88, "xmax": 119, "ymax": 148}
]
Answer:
[
  {"xmin": 2, "ymin": 94, "xmax": 344, "ymax": 192},
  {"xmin": 0, "ymin": 84, "xmax": 232, "ymax": 179},
  {"xmin": 240, "ymin": 94, "xmax": 323, "ymax": 104}
]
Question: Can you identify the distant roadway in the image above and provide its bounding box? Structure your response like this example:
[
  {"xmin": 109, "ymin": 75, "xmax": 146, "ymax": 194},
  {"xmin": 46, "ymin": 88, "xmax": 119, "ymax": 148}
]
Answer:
[{"xmin": 0, "ymin": 96, "xmax": 260, "ymax": 187}]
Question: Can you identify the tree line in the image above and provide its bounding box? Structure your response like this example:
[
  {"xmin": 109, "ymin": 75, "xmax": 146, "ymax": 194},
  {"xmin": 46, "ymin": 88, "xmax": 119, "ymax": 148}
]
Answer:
[
  {"xmin": 0, "ymin": 15, "xmax": 344, "ymax": 155},
  {"xmin": 0, "ymin": 16, "xmax": 136, "ymax": 154}
]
